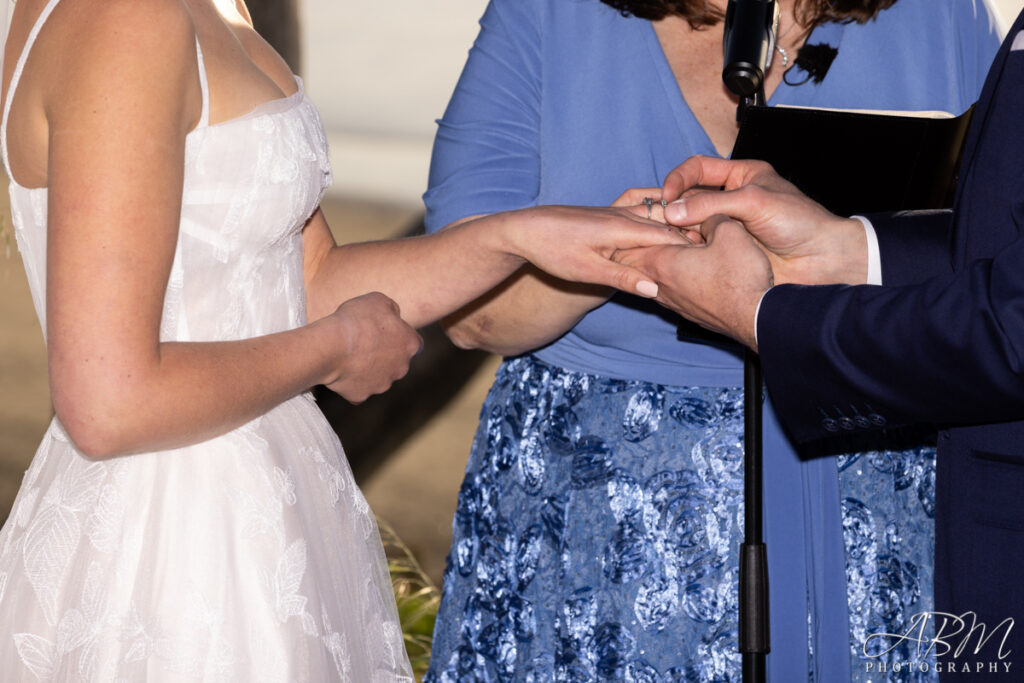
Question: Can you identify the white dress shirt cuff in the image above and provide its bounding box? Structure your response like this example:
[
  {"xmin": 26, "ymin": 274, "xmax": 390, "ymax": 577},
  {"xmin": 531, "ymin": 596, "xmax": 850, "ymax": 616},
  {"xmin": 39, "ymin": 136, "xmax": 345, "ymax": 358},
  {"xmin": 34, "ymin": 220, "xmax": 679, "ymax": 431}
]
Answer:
[{"xmin": 852, "ymin": 215, "xmax": 882, "ymax": 285}]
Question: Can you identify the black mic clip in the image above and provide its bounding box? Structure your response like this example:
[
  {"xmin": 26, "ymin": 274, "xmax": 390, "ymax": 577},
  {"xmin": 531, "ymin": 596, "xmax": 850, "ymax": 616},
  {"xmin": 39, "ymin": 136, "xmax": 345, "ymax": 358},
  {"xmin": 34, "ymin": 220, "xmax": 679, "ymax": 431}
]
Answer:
[{"xmin": 783, "ymin": 42, "xmax": 839, "ymax": 86}]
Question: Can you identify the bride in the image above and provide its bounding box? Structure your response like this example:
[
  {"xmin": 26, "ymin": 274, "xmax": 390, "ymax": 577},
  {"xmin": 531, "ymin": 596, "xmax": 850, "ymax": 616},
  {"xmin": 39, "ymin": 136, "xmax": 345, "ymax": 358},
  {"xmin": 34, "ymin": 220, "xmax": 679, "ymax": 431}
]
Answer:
[{"xmin": 0, "ymin": 0, "xmax": 684, "ymax": 679}]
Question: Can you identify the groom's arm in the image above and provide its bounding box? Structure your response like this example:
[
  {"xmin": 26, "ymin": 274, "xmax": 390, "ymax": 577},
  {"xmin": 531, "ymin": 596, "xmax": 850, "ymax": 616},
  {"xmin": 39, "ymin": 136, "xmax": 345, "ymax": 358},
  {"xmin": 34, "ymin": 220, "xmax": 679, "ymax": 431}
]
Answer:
[
  {"xmin": 870, "ymin": 209, "xmax": 955, "ymax": 286},
  {"xmin": 636, "ymin": 156, "xmax": 1024, "ymax": 442},
  {"xmin": 652, "ymin": 156, "xmax": 972, "ymax": 441},
  {"xmin": 756, "ymin": 209, "xmax": 1024, "ymax": 442}
]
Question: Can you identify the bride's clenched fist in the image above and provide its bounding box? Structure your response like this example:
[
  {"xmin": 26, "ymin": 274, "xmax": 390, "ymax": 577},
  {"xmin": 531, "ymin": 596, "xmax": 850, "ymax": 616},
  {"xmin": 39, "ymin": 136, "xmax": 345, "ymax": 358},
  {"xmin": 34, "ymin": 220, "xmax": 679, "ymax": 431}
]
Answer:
[{"xmin": 320, "ymin": 292, "xmax": 423, "ymax": 404}]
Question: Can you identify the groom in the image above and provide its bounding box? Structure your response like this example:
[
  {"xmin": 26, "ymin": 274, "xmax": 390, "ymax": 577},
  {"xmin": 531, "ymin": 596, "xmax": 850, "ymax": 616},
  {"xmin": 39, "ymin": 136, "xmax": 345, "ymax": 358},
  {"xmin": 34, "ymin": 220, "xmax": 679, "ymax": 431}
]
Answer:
[{"xmin": 617, "ymin": 8, "xmax": 1024, "ymax": 681}]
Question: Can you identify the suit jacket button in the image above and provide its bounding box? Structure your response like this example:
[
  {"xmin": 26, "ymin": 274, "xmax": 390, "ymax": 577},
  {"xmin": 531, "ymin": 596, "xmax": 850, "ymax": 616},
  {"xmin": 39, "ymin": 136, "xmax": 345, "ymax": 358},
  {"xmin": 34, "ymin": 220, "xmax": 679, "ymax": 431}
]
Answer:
[
  {"xmin": 868, "ymin": 413, "xmax": 886, "ymax": 427},
  {"xmin": 839, "ymin": 417, "xmax": 854, "ymax": 430},
  {"xmin": 854, "ymin": 415, "xmax": 870, "ymax": 429},
  {"xmin": 822, "ymin": 418, "xmax": 839, "ymax": 432}
]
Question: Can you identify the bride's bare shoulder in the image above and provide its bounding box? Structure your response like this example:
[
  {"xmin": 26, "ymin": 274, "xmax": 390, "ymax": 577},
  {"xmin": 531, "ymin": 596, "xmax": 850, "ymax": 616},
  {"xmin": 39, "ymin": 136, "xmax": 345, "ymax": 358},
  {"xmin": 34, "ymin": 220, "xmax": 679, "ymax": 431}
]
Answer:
[
  {"xmin": 24, "ymin": 0, "xmax": 196, "ymax": 81},
  {"xmin": 48, "ymin": 0, "xmax": 196, "ymax": 50},
  {"xmin": 41, "ymin": 0, "xmax": 198, "ymax": 96}
]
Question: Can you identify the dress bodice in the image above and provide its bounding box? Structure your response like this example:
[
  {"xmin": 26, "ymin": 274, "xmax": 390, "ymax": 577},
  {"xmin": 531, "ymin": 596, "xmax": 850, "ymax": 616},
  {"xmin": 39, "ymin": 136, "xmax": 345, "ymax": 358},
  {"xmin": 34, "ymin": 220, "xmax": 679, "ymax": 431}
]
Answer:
[
  {"xmin": 5, "ymin": 0, "xmax": 331, "ymax": 344},
  {"xmin": 165, "ymin": 84, "xmax": 331, "ymax": 343}
]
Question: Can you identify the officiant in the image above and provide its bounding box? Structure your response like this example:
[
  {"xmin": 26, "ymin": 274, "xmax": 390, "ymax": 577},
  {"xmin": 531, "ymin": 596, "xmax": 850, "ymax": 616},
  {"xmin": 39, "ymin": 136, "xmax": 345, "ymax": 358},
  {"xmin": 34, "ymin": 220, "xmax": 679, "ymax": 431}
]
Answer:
[{"xmin": 420, "ymin": 0, "xmax": 1001, "ymax": 680}]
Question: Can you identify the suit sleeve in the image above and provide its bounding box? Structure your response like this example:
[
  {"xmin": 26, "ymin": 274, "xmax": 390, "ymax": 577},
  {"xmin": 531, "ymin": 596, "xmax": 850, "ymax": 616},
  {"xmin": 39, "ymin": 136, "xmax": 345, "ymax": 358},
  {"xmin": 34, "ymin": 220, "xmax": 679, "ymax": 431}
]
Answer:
[
  {"xmin": 757, "ymin": 210, "xmax": 1024, "ymax": 442},
  {"xmin": 422, "ymin": 0, "xmax": 543, "ymax": 233},
  {"xmin": 870, "ymin": 209, "xmax": 955, "ymax": 285}
]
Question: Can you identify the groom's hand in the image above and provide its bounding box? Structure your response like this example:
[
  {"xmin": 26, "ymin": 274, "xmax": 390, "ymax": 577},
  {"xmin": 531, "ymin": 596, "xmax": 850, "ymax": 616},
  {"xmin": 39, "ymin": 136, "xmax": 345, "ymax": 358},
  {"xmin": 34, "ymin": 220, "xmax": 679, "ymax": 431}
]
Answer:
[
  {"xmin": 661, "ymin": 156, "xmax": 869, "ymax": 287},
  {"xmin": 614, "ymin": 215, "xmax": 772, "ymax": 351}
]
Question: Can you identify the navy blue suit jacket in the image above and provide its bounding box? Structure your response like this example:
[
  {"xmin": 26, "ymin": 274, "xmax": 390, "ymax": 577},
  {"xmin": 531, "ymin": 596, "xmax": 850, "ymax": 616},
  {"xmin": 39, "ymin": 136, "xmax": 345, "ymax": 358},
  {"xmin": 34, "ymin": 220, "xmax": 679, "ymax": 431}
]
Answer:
[{"xmin": 758, "ymin": 11, "xmax": 1024, "ymax": 680}]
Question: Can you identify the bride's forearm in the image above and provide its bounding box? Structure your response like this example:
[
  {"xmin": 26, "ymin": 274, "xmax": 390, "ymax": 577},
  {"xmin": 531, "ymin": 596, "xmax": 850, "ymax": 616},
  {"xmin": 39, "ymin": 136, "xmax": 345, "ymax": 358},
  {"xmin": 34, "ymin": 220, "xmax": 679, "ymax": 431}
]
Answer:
[
  {"xmin": 304, "ymin": 204, "xmax": 679, "ymax": 331},
  {"xmin": 51, "ymin": 318, "xmax": 341, "ymax": 459},
  {"xmin": 305, "ymin": 210, "xmax": 528, "ymax": 329}
]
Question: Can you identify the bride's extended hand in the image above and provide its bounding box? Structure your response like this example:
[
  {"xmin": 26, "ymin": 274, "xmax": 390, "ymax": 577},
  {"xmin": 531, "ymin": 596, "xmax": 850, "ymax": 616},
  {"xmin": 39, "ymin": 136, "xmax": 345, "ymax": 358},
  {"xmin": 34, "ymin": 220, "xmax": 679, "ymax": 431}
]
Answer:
[
  {"xmin": 492, "ymin": 203, "xmax": 692, "ymax": 299},
  {"xmin": 320, "ymin": 292, "xmax": 423, "ymax": 404}
]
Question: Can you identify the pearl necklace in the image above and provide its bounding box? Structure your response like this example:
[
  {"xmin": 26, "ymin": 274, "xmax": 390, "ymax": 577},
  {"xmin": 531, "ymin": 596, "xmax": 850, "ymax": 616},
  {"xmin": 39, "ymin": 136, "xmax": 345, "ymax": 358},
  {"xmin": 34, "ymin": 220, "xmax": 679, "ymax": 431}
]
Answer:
[{"xmin": 773, "ymin": 10, "xmax": 804, "ymax": 70}]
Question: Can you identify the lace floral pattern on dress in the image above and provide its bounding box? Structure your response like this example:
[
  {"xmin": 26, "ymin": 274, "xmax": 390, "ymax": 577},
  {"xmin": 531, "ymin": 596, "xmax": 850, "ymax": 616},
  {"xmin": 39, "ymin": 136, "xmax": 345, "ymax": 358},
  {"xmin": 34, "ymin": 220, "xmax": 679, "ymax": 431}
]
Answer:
[
  {"xmin": 428, "ymin": 357, "xmax": 746, "ymax": 681},
  {"xmin": 427, "ymin": 355, "xmax": 936, "ymax": 682},
  {"xmin": 840, "ymin": 446, "xmax": 938, "ymax": 682}
]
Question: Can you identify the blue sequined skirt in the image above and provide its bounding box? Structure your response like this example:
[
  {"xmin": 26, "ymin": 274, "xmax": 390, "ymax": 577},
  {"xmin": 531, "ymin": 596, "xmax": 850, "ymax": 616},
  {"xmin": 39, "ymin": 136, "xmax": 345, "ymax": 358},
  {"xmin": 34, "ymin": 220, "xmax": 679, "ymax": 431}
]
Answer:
[{"xmin": 426, "ymin": 355, "xmax": 937, "ymax": 681}]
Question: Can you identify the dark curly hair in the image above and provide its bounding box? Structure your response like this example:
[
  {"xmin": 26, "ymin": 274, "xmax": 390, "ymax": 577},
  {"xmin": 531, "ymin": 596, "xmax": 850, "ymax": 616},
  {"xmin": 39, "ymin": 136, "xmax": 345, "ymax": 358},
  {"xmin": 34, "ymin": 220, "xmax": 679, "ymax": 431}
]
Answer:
[{"xmin": 599, "ymin": 0, "xmax": 899, "ymax": 29}]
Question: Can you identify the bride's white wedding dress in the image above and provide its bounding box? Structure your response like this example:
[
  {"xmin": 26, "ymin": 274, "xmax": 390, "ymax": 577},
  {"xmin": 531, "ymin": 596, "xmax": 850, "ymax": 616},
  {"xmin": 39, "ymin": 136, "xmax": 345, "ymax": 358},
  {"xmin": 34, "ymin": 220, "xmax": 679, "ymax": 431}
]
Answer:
[{"xmin": 0, "ymin": 1, "xmax": 414, "ymax": 680}]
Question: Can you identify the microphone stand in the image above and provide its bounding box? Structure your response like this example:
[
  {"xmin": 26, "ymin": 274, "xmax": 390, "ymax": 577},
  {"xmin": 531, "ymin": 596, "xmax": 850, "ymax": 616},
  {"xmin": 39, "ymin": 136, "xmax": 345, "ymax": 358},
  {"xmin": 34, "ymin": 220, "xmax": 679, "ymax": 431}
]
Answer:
[
  {"xmin": 740, "ymin": 348, "xmax": 769, "ymax": 683},
  {"xmin": 722, "ymin": 2, "xmax": 776, "ymax": 681}
]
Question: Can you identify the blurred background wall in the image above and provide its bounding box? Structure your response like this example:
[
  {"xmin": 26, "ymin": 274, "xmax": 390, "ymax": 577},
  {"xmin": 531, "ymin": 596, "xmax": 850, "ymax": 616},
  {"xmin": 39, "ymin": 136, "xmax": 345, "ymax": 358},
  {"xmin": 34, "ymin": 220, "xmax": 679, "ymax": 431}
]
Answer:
[
  {"xmin": 302, "ymin": 0, "xmax": 489, "ymax": 206},
  {"xmin": 984, "ymin": 0, "xmax": 1019, "ymax": 31}
]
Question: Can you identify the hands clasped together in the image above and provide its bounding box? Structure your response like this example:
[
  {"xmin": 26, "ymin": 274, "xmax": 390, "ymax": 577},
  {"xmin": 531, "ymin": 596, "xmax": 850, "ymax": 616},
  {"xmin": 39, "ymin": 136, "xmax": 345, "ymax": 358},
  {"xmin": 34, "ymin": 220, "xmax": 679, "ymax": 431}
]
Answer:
[{"xmin": 614, "ymin": 155, "xmax": 871, "ymax": 351}]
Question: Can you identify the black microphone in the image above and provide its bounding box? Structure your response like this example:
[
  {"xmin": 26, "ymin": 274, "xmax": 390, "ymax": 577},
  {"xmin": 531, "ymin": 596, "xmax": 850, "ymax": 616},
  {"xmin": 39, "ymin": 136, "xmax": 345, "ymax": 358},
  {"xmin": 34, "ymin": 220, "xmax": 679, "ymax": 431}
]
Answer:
[{"xmin": 722, "ymin": 0, "xmax": 779, "ymax": 104}]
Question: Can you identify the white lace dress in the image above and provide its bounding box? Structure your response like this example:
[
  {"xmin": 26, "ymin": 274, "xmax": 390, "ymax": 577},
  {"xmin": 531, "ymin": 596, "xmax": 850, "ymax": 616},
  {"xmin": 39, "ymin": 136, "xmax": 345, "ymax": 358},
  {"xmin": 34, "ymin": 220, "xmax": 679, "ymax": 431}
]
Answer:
[{"xmin": 0, "ymin": 1, "xmax": 414, "ymax": 680}]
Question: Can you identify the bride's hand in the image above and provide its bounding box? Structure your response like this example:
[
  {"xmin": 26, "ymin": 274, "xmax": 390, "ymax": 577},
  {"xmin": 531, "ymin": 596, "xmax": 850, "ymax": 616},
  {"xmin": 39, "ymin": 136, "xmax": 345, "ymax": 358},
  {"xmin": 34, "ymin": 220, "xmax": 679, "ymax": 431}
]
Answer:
[
  {"xmin": 612, "ymin": 187, "xmax": 705, "ymax": 243},
  {"xmin": 496, "ymin": 204, "xmax": 692, "ymax": 298},
  {"xmin": 320, "ymin": 292, "xmax": 423, "ymax": 404}
]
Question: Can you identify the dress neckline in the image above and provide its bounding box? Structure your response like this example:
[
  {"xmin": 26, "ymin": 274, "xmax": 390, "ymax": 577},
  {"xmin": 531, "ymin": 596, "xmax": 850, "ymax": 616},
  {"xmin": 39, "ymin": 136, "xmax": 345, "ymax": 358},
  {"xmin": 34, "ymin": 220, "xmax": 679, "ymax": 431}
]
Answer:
[
  {"xmin": 2, "ymin": 0, "xmax": 307, "ymax": 191},
  {"xmin": 7, "ymin": 76, "xmax": 307, "ymax": 194},
  {"xmin": 201, "ymin": 75, "xmax": 305, "ymax": 131},
  {"xmin": 639, "ymin": 18, "xmax": 839, "ymax": 158}
]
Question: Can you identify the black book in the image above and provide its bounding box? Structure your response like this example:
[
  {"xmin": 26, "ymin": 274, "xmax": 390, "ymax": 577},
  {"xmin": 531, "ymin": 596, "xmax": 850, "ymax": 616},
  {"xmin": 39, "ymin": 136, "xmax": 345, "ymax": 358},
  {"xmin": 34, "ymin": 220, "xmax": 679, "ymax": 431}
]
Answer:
[{"xmin": 730, "ymin": 104, "xmax": 975, "ymax": 216}]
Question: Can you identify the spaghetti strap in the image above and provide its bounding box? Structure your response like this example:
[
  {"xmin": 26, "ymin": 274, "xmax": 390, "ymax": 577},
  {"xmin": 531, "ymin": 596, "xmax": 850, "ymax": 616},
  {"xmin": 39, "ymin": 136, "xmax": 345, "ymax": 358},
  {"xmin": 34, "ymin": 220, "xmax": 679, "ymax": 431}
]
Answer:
[
  {"xmin": 194, "ymin": 38, "xmax": 210, "ymax": 129},
  {"xmin": 1, "ymin": 3, "xmax": 210, "ymax": 177},
  {"xmin": 1, "ymin": 0, "xmax": 62, "ymax": 176}
]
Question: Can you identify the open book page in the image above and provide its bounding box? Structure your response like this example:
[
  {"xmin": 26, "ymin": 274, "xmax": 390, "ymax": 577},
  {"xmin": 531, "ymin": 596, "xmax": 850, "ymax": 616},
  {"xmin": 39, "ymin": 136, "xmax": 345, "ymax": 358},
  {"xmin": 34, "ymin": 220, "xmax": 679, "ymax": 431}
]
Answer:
[{"xmin": 775, "ymin": 104, "xmax": 956, "ymax": 118}]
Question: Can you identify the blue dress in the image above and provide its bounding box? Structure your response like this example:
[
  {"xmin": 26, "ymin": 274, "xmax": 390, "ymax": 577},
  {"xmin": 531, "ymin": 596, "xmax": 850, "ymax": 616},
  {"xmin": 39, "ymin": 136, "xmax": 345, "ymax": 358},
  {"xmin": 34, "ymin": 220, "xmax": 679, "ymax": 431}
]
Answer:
[{"xmin": 423, "ymin": 1, "xmax": 1000, "ymax": 680}]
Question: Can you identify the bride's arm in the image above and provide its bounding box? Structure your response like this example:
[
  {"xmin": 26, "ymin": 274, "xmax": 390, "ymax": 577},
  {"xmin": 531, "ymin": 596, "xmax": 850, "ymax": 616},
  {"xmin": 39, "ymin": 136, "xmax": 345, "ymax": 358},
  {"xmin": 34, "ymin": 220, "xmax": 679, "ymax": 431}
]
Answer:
[
  {"xmin": 42, "ymin": 1, "xmax": 419, "ymax": 459},
  {"xmin": 432, "ymin": 191, "xmax": 673, "ymax": 357},
  {"xmin": 301, "ymin": 201, "xmax": 682, "ymax": 331}
]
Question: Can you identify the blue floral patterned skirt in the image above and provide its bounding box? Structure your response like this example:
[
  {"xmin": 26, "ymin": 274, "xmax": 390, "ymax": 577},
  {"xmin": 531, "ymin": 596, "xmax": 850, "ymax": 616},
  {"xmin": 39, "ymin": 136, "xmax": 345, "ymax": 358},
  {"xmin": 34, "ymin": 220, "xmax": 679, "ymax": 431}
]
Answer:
[{"xmin": 426, "ymin": 355, "xmax": 937, "ymax": 681}]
